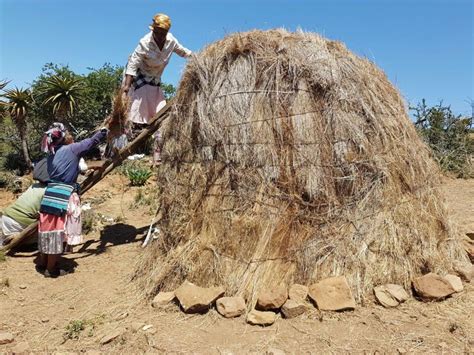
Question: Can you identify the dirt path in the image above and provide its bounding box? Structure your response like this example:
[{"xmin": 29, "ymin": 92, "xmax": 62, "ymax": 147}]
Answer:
[{"xmin": 0, "ymin": 174, "xmax": 472, "ymax": 353}]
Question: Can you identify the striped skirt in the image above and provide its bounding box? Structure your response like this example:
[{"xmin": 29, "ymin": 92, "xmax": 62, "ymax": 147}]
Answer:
[{"xmin": 38, "ymin": 212, "xmax": 66, "ymax": 255}]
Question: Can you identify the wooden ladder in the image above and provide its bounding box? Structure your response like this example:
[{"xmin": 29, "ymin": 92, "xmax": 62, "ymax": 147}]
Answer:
[{"xmin": 1, "ymin": 101, "xmax": 172, "ymax": 253}]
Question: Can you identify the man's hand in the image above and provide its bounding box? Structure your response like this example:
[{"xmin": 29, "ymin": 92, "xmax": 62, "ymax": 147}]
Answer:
[{"xmin": 122, "ymin": 74, "xmax": 134, "ymax": 98}]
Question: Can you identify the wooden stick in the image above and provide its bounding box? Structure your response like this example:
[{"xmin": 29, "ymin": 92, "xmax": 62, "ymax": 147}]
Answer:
[{"xmin": 1, "ymin": 100, "xmax": 173, "ymax": 253}]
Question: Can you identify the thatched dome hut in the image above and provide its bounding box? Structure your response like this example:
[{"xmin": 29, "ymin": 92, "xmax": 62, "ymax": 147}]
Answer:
[{"xmin": 134, "ymin": 29, "xmax": 467, "ymax": 302}]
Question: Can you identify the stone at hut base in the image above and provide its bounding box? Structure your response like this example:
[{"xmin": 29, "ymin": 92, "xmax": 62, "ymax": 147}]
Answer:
[
  {"xmin": 374, "ymin": 286, "xmax": 399, "ymax": 307},
  {"xmin": 151, "ymin": 291, "xmax": 176, "ymax": 308},
  {"xmin": 175, "ymin": 280, "xmax": 225, "ymax": 313},
  {"xmin": 281, "ymin": 299, "xmax": 307, "ymax": 318},
  {"xmin": 308, "ymin": 276, "xmax": 356, "ymax": 311},
  {"xmin": 412, "ymin": 273, "xmax": 455, "ymax": 301},
  {"xmin": 216, "ymin": 296, "xmax": 246, "ymax": 318},
  {"xmin": 443, "ymin": 274, "xmax": 463, "ymax": 293},
  {"xmin": 256, "ymin": 286, "xmax": 288, "ymax": 310},
  {"xmin": 247, "ymin": 310, "xmax": 276, "ymax": 326},
  {"xmin": 385, "ymin": 284, "xmax": 410, "ymax": 303},
  {"xmin": 374, "ymin": 284, "xmax": 409, "ymax": 307},
  {"xmin": 288, "ymin": 284, "xmax": 309, "ymax": 302}
]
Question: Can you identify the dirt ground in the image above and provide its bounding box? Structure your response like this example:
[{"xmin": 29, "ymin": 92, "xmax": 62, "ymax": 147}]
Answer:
[{"xmin": 0, "ymin": 171, "xmax": 473, "ymax": 354}]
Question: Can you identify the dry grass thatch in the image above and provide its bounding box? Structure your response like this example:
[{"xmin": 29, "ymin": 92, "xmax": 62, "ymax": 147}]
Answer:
[
  {"xmin": 133, "ymin": 29, "xmax": 468, "ymax": 303},
  {"xmin": 104, "ymin": 90, "xmax": 130, "ymax": 140}
]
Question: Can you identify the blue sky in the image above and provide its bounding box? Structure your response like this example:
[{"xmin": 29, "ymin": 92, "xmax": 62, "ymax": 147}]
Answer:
[{"xmin": 1, "ymin": 0, "xmax": 473, "ymax": 115}]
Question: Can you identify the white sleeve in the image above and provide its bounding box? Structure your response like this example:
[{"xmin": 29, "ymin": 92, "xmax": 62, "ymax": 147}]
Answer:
[
  {"xmin": 125, "ymin": 41, "xmax": 147, "ymax": 76},
  {"xmin": 79, "ymin": 158, "xmax": 88, "ymax": 172},
  {"xmin": 173, "ymin": 38, "xmax": 192, "ymax": 58}
]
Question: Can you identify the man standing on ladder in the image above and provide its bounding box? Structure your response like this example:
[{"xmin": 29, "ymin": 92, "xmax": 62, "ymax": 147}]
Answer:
[{"xmin": 121, "ymin": 13, "xmax": 192, "ymax": 165}]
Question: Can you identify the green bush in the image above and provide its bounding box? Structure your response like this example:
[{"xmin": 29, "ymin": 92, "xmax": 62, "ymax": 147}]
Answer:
[
  {"xmin": 64, "ymin": 319, "xmax": 85, "ymax": 340},
  {"xmin": 1, "ymin": 63, "xmax": 177, "ymax": 176},
  {"xmin": 126, "ymin": 166, "xmax": 152, "ymax": 186},
  {"xmin": 411, "ymin": 100, "xmax": 473, "ymax": 178}
]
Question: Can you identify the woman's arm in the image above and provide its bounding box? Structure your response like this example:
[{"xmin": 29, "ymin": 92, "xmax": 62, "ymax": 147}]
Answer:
[{"xmin": 70, "ymin": 130, "xmax": 107, "ymax": 157}]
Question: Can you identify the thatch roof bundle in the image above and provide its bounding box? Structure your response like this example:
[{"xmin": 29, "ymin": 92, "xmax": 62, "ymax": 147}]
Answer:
[{"xmin": 133, "ymin": 29, "xmax": 467, "ymax": 302}]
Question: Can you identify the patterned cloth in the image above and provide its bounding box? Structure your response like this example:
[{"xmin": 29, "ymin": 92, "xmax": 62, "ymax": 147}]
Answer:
[
  {"xmin": 38, "ymin": 212, "xmax": 66, "ymax": 254},
  {"xmin": 150, "ymin": 13, "xmax": 171, "ymax": 31},
  {"xmin": 133, "ymin": 70, "xmax": 161, "ymax": 91},
  {"xmin": 65, "ymin": 192, "xmax": 82, "ymax": 246},
  {"xmin": 39, "ymin": 182, "xmax": 75, "ymax": 216},
  {"xmin": 41, "ymin": 122, "xmax": 66, "ymax": 154}
]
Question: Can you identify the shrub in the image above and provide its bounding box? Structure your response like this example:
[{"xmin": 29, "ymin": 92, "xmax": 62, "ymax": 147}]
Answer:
[
  {"xmin": 411, "ymin": 100, "xmax": 473, "ymax": 177},
  {"xmin": 126, "ymin": 166, "xmax": 152, "ymax": 186},
  {"xmin": 64, "ymin": 319, "xmax": 85, "ymax": 340}
]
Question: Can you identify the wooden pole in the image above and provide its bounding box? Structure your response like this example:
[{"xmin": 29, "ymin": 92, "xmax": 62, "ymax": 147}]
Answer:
[{"xmin": 1, "ymin": 101, "xmax": 172, "ymax": 253}]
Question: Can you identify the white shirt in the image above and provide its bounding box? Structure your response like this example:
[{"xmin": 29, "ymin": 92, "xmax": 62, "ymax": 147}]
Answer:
[{"xmin": 125, "ymin": 32, "xmax": 192, "ymax": 81}]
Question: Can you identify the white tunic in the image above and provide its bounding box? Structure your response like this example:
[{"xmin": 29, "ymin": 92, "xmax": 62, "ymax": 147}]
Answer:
[{"xmin": 125, "ymin": 32, "xmax": 192, "ymax": 82}]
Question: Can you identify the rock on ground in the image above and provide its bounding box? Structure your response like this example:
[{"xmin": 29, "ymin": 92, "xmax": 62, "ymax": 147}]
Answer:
[
  {"xmin": 374, "ymin": 284, "xmax": 409, "ymax": 308},
  {"xmin": 281, "ymin": 299, "xmax": 307, "ymax": 318},
  {"xmin": 308, "ymin": 276, "xmax": 356, "ymax": 311},
  {"xmin": 374, "ymin": 286, "xmax": 399, "ymax": 307},
  {"xmin": 288, "ymin": 284, "xmax": 308, "ymax": 302},
  {"xmin": 412, "ymin": 273, "xmax": 455, "ymax": 301},
  {"xmin": 246, "ymin": 310, "xmax": 277, "ymax": 326},
  {"xmin": 443, "ymin": 274, "xmax": 463, "ymax": 293},
  {"xmin": 385, "ymin": 284, "xmax": 410, "ymax": 303},
  {"xmin": 151, "ymin": 291, "xmax": 175, "ymax": 308},
  {"xmin": 175, "ymin": 280, "xmax": 225, "ymax": 313},
  {"xmin": 216, "ymin": 296, "xmax": 246, "ymax": 318},
  {"xmin": 256, "ymin": 286, "xmax": 288, "ymax": 310},
  {"xmin": 99, "ymin": 328, "xmax": 125, "ymax": 345},
  {"xmin": 0, "ymin": 332, "xmax": 14, "ymax": 345}
]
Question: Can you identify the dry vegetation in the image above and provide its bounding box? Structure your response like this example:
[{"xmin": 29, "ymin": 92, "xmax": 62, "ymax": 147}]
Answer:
[{"xmin": 133, "ymin": 29, "xmax": 468, "ymax": 304}]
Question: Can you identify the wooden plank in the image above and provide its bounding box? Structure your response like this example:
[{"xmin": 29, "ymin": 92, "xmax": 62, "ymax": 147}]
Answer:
[{"xmin": 1, "ymin": 101, "xmax": 172, "ymax": 253}]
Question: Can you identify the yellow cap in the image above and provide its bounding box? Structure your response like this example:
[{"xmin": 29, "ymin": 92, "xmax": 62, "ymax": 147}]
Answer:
[{"xmin": 149, "ymin": 13, "xmax": 171, "ymax": 31}]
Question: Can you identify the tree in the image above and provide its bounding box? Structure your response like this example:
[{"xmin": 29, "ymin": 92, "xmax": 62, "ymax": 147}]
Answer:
[
  {"xmin": 74, "ymin": 64, "xmax": 123, "ymax": 133},
  {"xmin": 1, "ymin": 87, "xmax": 33, "ymax": 170},
  {"xmin": 161, "ymin": 82, "xmax": 176, "ymax": 100},
  {"xmin": 0, "ymin": 80, "xmax": 9, "ymax": 123},
  {"xmin": 1, "ymin": 63, "xmax": 177, "ymax": 174},
  {"xmin": 38, "ymin": 72, "xmax": 84, "ymax": 122},
  {"xmin": 411, "ymin": 100, "xmax": 473, "ymax": 177}
]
